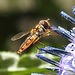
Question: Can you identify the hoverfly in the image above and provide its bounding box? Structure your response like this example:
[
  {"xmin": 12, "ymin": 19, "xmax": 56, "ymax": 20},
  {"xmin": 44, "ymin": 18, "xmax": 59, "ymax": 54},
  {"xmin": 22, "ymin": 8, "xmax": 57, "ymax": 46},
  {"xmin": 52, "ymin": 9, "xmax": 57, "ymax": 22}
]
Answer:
[{"xmin": 11, "ymin": 19, "xmax": 58, "ymax": 54}]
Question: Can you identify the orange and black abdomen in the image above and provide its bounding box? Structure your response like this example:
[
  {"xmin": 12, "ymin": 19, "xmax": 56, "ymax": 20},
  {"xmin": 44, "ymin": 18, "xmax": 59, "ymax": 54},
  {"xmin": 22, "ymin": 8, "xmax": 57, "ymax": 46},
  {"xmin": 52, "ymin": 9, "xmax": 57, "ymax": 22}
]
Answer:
[{"xmin": 18, "ymin": 34, "xmax": 38, "ymax": 53}]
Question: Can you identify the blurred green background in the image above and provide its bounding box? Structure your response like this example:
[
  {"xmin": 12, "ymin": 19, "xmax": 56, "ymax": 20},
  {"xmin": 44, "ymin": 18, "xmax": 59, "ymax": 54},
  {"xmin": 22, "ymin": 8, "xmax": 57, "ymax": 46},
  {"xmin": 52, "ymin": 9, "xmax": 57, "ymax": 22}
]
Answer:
[{"xmin": 0, "ymin": 0, "xmax": 75, "ymax": 75}]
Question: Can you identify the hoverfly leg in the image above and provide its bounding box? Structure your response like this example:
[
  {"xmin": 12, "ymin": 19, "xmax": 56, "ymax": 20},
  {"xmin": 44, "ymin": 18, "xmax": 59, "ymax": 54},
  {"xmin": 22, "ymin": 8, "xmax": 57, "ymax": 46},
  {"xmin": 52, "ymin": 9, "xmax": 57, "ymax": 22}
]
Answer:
[
  {"xmin": 35, "ymin": 41, "xmax": 46, "ymax": 53},
  {"xmin": 33, "ymin": 37, "xmax": 46, "ymax": 47},
  {"xmin": 33, "ymin": 38, "xmax": 46, "ymax": 53},
  {"xmin": 33, "ymin": 43, "xmax": 39, "ymax": 49},
  {"xmin": 43, "ymin": 33, "xmax": 49, "ymax": 36},
  {"xmin": 49, "ymin": 32, "xmax": 60, "ymax": 36},
  {"xmin": 43, "ymin": 32, "xmax": 59, "ymax": 36},
  {"xmin": 33, "ymin": 43, "xmax": 40, "ymax": 54},
  {"xmin": 50, "ymin": 29, "xmax": 58, "ymax": 32},
  {"xmin": 38, "ymin": 41, "xmax": 46, "ymax": 47},
  {"xmin": 33, "ymin": 38, "xmax": 40, "ymax": 53}
]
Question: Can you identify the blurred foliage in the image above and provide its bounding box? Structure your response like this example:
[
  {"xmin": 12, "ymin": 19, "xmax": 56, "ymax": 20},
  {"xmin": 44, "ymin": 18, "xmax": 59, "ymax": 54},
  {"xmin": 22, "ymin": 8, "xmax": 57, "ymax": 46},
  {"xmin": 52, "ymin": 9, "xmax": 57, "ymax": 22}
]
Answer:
[
  {"xmin": 18, "ymin": 57, "xmax": 42, "ymax": 68},
  {"xmin": 0, "ymin": 55, "xmax": 14, "ymax": 70},
  {"xmin": 0, "ymin": 0, "xmax": 75, "ymax": 75},
  {"xmin": 0, "ymin": 51, "xmax": 59, "ymax": 75}
]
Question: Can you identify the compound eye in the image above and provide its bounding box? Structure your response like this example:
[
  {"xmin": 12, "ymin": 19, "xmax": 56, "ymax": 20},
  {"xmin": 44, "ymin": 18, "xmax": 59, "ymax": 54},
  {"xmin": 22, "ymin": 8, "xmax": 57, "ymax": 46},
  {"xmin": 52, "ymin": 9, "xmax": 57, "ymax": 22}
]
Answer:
[{"xmin": 39, "ymin": 20, "xmax": 49, "ymax": 29}]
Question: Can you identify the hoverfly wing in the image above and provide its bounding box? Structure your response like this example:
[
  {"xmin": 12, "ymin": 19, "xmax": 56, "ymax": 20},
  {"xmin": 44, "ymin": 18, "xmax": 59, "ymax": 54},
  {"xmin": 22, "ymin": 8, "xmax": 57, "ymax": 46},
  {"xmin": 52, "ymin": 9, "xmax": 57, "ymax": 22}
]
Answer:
[{"xmin": 11, "ymin": 31, "xmax": 30, "ymax": 41}]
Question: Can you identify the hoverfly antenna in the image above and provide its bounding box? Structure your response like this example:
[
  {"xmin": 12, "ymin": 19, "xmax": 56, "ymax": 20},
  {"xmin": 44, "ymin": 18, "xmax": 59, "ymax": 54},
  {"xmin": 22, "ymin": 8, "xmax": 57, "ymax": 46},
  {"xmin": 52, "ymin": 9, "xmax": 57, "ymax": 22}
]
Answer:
[{"xmin": 47, "ymin": 18, "xmax": 50, "ymax": 21}]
